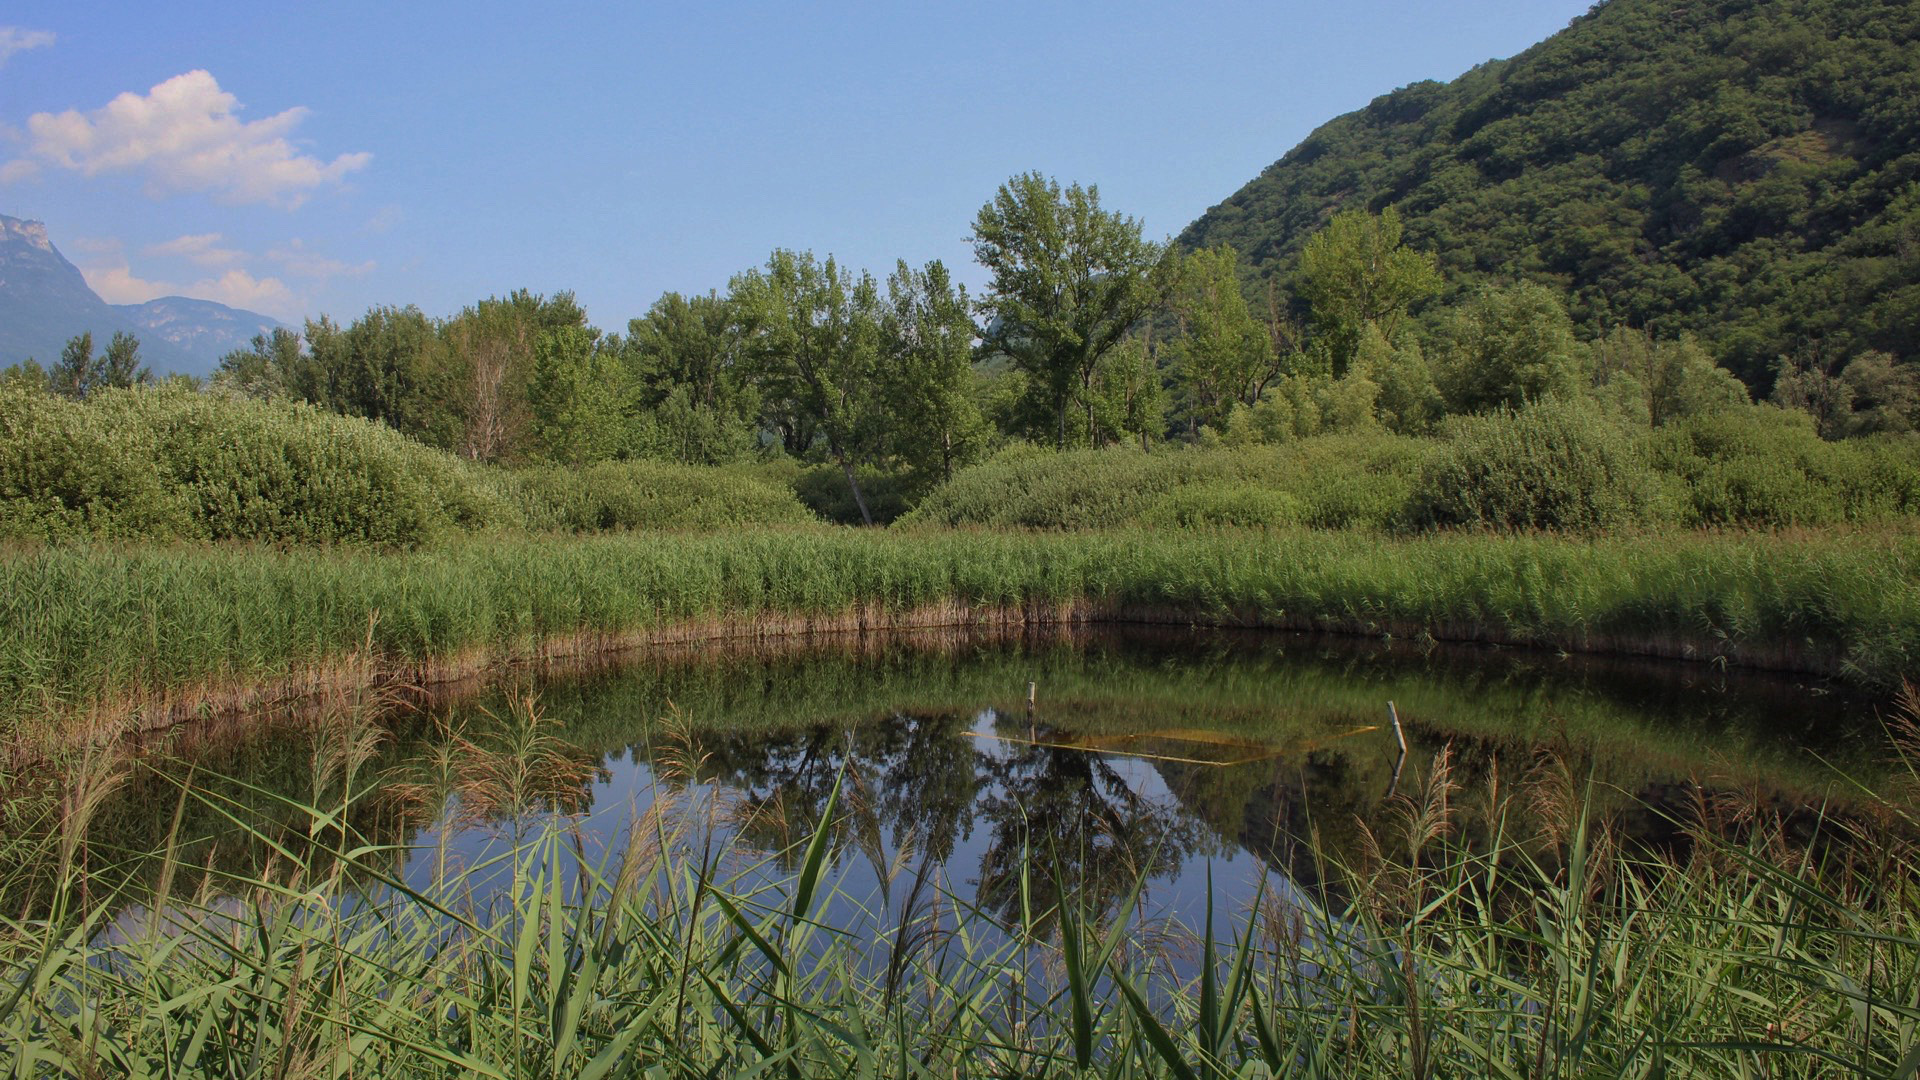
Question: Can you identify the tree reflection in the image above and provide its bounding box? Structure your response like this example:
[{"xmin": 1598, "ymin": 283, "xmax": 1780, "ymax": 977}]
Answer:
[
  {"xmin": 971, "ymin": 711, "xmax": 1203, "ymax": 929},
  {"xmin": 694, "ymin": 711, "xmax": 981, "ymax": 872}
]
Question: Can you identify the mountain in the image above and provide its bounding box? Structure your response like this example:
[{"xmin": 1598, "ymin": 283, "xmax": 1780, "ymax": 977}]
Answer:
[
  {"xmin": 0, "ymin": 213, "xmax": 283, "ymax": 378},
  {"xmin": 1179, "ymin": 0, "xmax": 1920, "ymax": 390},
  {"xmin": 112, "ymin": 297, "xmax": 282, "ymax": 373}
]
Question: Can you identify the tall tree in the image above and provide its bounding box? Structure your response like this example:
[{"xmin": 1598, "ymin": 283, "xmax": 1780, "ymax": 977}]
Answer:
[
  {"xmin": 1592, "ymin": 328, "xmax": 1748, "ymax": 427},
  {"xmin": 624, "ymin": 291, "xmax": 759, "ymax": 464},
  {"xmin": 880, "ymin": 260, "xmax": 986, "ymax": 486},
  {"xmin": 1166, "ymin": 245, "xmax": 1277, "ymax": 434},
  {"xmin": 1433, "ymin": 283, "xmax": 1588, "ymax": 413},
  {"xmin": 527, "ymin": 325, "xmax": 634, "ymax": 464},
  {"xmin": 214, "ymin": 328, "xmax": 306, "ymax": 400},
  {"xmin": 47, "ymin": 331, "xmax": 152, "ymax": 399},
  {"xmin": 733, "ymin": 250, "xmax": 884, "ymax": 524},
  {"xmin": 300, "ymin": 306, "xmax": 448, "ymax": 444},
  {"xmin": 1295, "ymin": 207, "xmax": 1440, "ymax": 376},
  {"xmin": 971, "ymin": 173, "xmax": 1166, "ymax": 447},
  {"xmin": 47, "ymin": 332, "xmax": 96, "ymax": 400}
]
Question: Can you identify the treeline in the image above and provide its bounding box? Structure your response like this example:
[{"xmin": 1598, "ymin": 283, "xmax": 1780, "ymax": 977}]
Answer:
[{"xmin": 5, "ymin": 171, "xmax": 1917, "ymax": 528}]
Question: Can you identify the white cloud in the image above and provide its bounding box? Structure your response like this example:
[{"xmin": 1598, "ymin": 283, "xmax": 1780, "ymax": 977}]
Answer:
[
  {"xmin": 145, "ymin": 232, "xmax": 244, "ymax": 266},
  {"xmin": 0, "ymin": 28, "xmax": 55, "ymax": 68},
  {"xmin": 268, "ymin": 238, "xmax": 374, "ymax": 279},
  {"xmin": 5, "ymin": 70, "xmax": 369, "ymax": 207},
  {"xmin": 190, "ymin": 268, "xmax": 297, "ymax": 314},
  {"xmin": 83, "ymin": 255, "xmax": 298, "ymax": 320},
  {"xmin": 0, "ymin": 159, "xmax": 38, "ymax": 183}
]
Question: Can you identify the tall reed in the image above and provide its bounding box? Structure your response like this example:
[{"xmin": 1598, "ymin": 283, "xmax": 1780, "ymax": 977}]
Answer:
[
  {"xmin": 3, "ymin": 526, "xmax": 1916, "ymax": 742},
  {"xmin": 2, "ymin": 695, "xmax": 1917, "ymax": 1077}
]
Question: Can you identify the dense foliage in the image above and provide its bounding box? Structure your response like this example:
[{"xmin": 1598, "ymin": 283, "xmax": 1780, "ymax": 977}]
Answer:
[
  {"xmin": 906, "ymin": 405, "xmax": 1920, "ymax": 533},
  {"xmin": 1181, "ymin": 0, "xmax": 1920, "ymax": 393},
  {"xmin": 0, "ymin": 385, "xmax": 815, "ymax": 546}
]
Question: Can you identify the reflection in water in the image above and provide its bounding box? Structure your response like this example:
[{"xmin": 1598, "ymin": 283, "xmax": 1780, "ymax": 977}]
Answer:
[{"xmin": 31, "ymin": 625, "xmax": 1893, "ymax": 933}]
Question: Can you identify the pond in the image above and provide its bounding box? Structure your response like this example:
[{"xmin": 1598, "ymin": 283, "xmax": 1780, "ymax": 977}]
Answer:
[{"xmin": 71, "ymin": 624, "xmax": 1894, "ymax": 941}]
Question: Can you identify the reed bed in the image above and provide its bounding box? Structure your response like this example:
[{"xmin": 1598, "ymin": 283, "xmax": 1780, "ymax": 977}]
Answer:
[
  {"xmin": 3, "ymin": 695, "xmax": 1918, "ymax": 1078},
  {"xmin": 2, "ymin": 526, "xmax": 1916, "ymax": 743}
]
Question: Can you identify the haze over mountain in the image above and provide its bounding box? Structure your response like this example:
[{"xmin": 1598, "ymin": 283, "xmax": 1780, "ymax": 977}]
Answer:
[
  {"xmin": 0, "ymin": 213, "xmax": 281, "ymax": 378},
  {"xmin": 1180, "ymin": 0, "xmax": 1920, "ymax": 391}
]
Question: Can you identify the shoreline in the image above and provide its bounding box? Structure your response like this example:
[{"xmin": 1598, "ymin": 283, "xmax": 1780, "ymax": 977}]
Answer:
[{"xmin": 4, "ymin": 527, "xmax": 1913, "ymax": 752}]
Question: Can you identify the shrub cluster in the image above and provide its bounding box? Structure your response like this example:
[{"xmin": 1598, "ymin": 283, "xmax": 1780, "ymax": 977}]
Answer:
[
  {"xmin": 908, "ymin": 403, "xmax": 1920, "ymax": 534},
  {"xmin": 0, "ymin": 386, "xmax": 816, "ymax": 546},
  {"xmin": 506, "ymin": 459, "xmax": 815, "ymax": 532},
  {"xmin": 1411, "ymin": 398, "xmax": 1657, "ymax": 531},
  {"xmin": 900, "ymin": 434, "xmax": 1432, "ymax": 531},
  {"xmin": 0, "ymin": 385, "xmax": 516, "ymax": 546},
  {"xmin": 1650, "ymin": 406, "xmax": 1920, "ymax": 528}
]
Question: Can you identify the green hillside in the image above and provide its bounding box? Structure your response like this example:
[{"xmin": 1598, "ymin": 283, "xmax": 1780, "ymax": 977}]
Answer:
[{"xmin": 1179, "ymin": 0, "xmax": 1920, "ymax": 390}]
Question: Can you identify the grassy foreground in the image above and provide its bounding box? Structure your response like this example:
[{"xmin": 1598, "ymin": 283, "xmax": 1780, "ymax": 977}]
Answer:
[
  {"xmin": 3, "ymin": 526, "xmax": 1916, "ymax": 742},
  {"xmin": 3, "ymin": 699, "xmax": 1918, "ymax": 1078}
]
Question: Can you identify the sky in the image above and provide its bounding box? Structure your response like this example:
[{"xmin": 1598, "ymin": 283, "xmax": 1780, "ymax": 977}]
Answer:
[{"xmin": 0, "ymin": 1, "xmax": 1594, "ymax": 329}]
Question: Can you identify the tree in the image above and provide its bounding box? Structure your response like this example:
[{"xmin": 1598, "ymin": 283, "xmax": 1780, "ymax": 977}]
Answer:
[
  {"xmin": 528, "ymin": 325, "xmax": 634, "ymax": 465},
  {"xmin": 1295, "ymin": 207, "xmax": 1441, "ymax": 377},
  {"xmin": 1088, "ymin": 336, "xmax": 1166, "ymax": 450},
  {"xmin": 1592, "ymin": 328, "xmax": 1748, "ymax": 427},
  {"xmin": 971, "ymin": 173, "xmax": 1166, "ymax": 448},
  {"xmin": 98, "ymin": 332, "xmax": 150, "ymax": 390},
  {"xmin": 1770, "ymin": 349, "xmax": 1854, "ymax": 439},
  {"xmin": 47, "ymin": 331, "xmax": 153, "ymax": 399},
  {"xmin": 733, "ymin": 250, "xmax": 885, "ymax": 524},
  {"xmin": 0, "ymin": 359, "xmax": 48, "ymax": 391},
  {"xmin": 47, "ymin": 332, "xmax": 96, "ymax": 399},
  {"xmin": 300, "ymin": 306, "xmax": 449, "ymax": 444},
  {"xmin": 1433, "ymin": 283, "xmax": 1588, "ymax": 413},
  {"xmin": 1165, "ymin": 245, "xmax": 1277, "ymax": 435},
  {"xmin": 1840, "ymin": 351, "xmax": 1920, "ymax": 435},
  {"xmin": 624, "ymin": 291, "xmax": 760, "ymax": 464},
  {"xmin": 214, "ymin": 328, "xmax": 306, "ymax": 400},
  {"xmin": 879, "ymin": 260, "xmax": 987, "ymax": 486}
]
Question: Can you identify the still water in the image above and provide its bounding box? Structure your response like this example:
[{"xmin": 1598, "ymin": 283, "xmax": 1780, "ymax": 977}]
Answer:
[{"xmin": 92, "ymin": 625, "xmax": 1891, "ymax": 934}]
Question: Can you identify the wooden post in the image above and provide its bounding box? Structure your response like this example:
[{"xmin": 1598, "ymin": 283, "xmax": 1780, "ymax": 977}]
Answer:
[{"xmin": 1386, "ymin": 700, "xmax": 1409, "ymax": 796}]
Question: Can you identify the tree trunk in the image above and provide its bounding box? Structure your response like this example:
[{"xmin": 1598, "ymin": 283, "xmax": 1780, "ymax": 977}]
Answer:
[{"xmin": 839, "ymin": 457, "xmax": 874, "ymax": 526}]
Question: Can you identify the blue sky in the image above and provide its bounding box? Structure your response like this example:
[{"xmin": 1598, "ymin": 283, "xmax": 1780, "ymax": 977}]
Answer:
[{"xmin": 1, "ymin": 1, "xmax": 1592, "ymax": 328}]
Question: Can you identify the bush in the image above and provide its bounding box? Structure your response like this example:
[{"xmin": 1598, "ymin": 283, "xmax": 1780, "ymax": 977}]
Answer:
[
  {"xmin": 0, "ymin": 385, "xmax": 199, "ymax": 542},
  {"xmin": 507, "ymin": 459, "xmax": 816, "ymax": 532},
  {"xmin": 0, "ymin": 385, "xmax": 518, "ymax": 546},
  {"xmin": 901, "ymin": 433, "xmax": 1430, "ymax": 531},
  {"xmin": 1412, "ymin": 398, "xmax": 1655, "ymax": 531},
  {"xmin": 1143, "ymin": 484, "xmax": 1302, "ymax": 528},
  {"xmin": 792, "ymin": 465, "xmax": 915, "ymax": 526},
  {"xmin": 1650, "ymin": 405, "xmax": 1920, "ymax": 527}
]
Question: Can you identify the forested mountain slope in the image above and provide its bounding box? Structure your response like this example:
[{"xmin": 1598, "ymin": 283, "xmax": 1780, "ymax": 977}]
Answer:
[{"xmin": 1179, "ymin": 0, "xmax": 1920, "ymax": 389}]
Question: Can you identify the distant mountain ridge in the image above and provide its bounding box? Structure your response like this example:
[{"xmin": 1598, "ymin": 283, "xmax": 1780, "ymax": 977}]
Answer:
[
  {"xmin": 112, "ymin": 296, "xmax": 282, "ymax": 371},
  {"xmin": 1179, "ymin": 0, "xmax": 1920, "ymax": 389},
  {"xmin": 0, "ymin": 213, "xmax": 284, "ymax": 378}
]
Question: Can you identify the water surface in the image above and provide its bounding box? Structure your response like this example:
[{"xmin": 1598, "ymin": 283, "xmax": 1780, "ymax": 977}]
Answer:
[{"xmin": 74, "ymin": 625, "xmax": 1893, "ymax": 936}]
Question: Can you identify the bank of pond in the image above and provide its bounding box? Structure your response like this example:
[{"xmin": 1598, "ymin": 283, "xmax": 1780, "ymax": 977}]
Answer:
[
  {"xmin": 2, "ymin": 525, "xmax": 1916, "ymax": 744},
  {"xmin": 2, "ymin": 626, "xmax": 1915, "ymax": 1076}
]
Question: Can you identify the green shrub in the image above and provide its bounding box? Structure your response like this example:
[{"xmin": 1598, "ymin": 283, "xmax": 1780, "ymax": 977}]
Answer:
[
  {"xmin": 1143, "ymin": 483, "xmax": 1303, "ymax": 528},
  {"xmin": 507, "ymin": 459, "xmax": 816, "ymax": 532},
  {"xmin": 1272, "ymin": 432, "xmax": 1432, "ymax": 529},
  {"xmin": 1651, "ymin": 406, "xmax": 1920, "ymax": 527},
  {"xmin": 1, "ymin": 385, "xmax": 517, "ymax": 546},
  {"xmin": 0, "ymin": 385, "xmax": 199, "ymax": 541},
  {"xmin": 792, "ymin": 465, "xmax": 915, "ymax": 525},
  {"xmin": 902, "ymin": 434, "xmax": 1430, "ymax": 531},
  {"xmin": 1413, "ymin": 398, "xmax": 1655, "ymax": 531}
]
